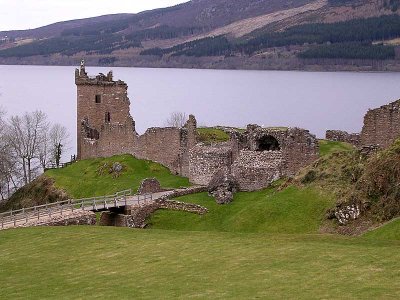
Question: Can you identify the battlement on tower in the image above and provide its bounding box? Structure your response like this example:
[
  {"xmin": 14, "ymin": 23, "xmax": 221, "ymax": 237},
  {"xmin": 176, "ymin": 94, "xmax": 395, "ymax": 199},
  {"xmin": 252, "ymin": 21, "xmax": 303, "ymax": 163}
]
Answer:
[{"xmin": 75, "ymin": 60, "xmax": 125, "ymax": 86}]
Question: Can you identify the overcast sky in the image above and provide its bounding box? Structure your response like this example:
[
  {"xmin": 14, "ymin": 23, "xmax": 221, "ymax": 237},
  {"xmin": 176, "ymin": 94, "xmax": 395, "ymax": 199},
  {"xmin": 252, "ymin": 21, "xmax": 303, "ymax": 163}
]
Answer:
[{"xmin": 0, "ymin": 0, "xmax": 188, "ymax": 31}]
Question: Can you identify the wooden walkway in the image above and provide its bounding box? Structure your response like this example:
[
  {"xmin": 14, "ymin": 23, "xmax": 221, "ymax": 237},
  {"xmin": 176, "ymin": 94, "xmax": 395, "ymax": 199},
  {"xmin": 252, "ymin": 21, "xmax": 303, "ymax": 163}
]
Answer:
[{"xmin": 0, "ymin": 189, "xmax": 170, "ymax": 230}]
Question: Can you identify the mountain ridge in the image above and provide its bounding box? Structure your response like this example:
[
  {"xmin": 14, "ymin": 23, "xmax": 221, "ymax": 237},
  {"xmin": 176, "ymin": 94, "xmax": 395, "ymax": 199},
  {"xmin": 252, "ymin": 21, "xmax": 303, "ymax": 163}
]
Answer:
[{"xmin": 1, "ymin": 0, "xmax": 400, "ymax": 71}]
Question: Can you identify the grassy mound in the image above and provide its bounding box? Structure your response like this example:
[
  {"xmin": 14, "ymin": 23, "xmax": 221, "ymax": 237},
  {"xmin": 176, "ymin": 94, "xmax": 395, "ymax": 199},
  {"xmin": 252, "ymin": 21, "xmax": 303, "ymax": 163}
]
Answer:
[
  {"xmin": 0, "ymin": 176, "xmax": 68, "ymax": 212},
  {"xmin": 1, "ymin": 154, "xmax": 190, "ymax": 211},
  {"xmin": 298, "ymin": 139, "xmax": 400, "ymax": 231},
  {"xmin": 197, "ymin": 127, "xmax": 230, "ymax": 144},
  {"xmin": 0, "ymin": 227, "xmax": 399, "ymax": 299},
  {"xmin": 149, "ymin": 186, "xmax": 334, "ymax": 234},
  {"xmin": 45, "ymin": 154, "xmax": 190, "ymax": 199}
]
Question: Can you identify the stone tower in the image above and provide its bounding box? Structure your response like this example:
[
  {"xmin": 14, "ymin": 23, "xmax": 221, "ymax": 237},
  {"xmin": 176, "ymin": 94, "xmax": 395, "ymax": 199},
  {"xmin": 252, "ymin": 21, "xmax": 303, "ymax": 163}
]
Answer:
[{"xmin": 75, "ymin": 60, "xmax": 137, "ymax": 159}]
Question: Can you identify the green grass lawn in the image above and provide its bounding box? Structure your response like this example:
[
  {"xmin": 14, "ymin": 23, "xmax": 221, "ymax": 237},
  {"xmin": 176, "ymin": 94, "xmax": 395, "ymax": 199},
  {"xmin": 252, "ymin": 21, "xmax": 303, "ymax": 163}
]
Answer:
[
  {"xmin": 363, "ymin": 218, "xmax": 400, "ymax": 241},
  {"xmin": 0, "ymin": 226, "xmax": 399, "ymax": 299},
  {"xmin": 149, "ymin": 187, "xmax": 335, "ymax": 234},
  {"xmin": 45, "ymin": 154, "xmax": 190, "ymax": 198},
  {"xmin": 319, "ymin": 140, "xmax": 354, "ymax": 157}
]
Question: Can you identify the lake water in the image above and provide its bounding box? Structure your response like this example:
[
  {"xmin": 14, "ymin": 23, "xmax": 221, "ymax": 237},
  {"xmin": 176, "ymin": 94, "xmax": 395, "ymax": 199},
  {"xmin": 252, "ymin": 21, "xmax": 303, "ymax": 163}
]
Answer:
[{"xmin": 1, "ymin": 65, "xmax": 400, "ymax": 159}]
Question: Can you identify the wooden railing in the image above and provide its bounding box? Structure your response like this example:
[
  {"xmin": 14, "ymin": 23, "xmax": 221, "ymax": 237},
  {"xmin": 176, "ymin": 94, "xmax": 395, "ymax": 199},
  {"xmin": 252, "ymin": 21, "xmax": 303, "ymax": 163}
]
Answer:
[
  {"xmin": 0, "ymin": 189, "xmax": 154, "ymax": 230},
  {"xmin": 44, "ymin": 155, "xmax": 77, "ymax": 171}
]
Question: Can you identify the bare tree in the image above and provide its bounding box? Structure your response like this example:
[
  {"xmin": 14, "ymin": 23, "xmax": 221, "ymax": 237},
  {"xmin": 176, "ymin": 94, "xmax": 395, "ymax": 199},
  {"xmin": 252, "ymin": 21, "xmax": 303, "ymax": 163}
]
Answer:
[
  {"xmin": 6, "ymin": 111, "xmax": 49, "ymax": 185},
  {"xmin": 49, "ymin": 124, "xmax": 70, "ymax": 167},
  {"xmin": 165, "ymin": 111, "xmax": 187, "ymax": 128},
  {"xmin": 0, "ymin": 108, "xmax": 18, "ymax": 200},
  {"xmin": 0, "ymin": 110, "xmax": 71, "ymax": 200}
]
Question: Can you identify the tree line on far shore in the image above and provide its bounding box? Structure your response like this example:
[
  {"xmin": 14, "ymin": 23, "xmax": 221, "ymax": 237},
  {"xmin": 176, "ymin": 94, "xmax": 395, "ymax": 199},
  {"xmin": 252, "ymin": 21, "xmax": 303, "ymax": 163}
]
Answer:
[
  {"xmin": 0, "ymin": 108, "xmax": 69, "ymax": 201},
  {"xmin": 141, "ymin": 15, "xmax": 400, "ymax": 60}
]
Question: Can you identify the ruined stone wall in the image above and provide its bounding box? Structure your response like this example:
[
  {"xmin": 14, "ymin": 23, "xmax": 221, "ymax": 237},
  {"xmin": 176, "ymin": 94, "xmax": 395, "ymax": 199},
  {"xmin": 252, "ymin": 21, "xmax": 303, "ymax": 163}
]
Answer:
[
  {"xmin": 189, "ymin": 143, "xmax": 233, "ymax": 185},
  {"xmin": 188, "ymin": 126, "xmax": 318, "ymax": 189},
  {"xmin": 361, "ymin": 99, "xmax": 400, "ymax": 148},
  {"xmin": 326, "ymin": 130, "xmax": 360, "ymax": 147},
  {"xmin": 135, "ymin": 116, "xmax": 197, "ymax": 175},
  {"xmin": 231, "ymin": 150, "xmax": 284, "ymax": 191},
  {"xmin": 135, "ymin": 127, "xmax": 183, "ymax": 174},
  {"xmin": 80, "ymin": 123, "xmax": 136, "ymax": 159},
  {"xmin": 243, "ymin": 126, "xmax": 319, "ymax": 177},
  {"xmin": 281, "ymin": 128, "xmax": 319, "ymax": 177}
]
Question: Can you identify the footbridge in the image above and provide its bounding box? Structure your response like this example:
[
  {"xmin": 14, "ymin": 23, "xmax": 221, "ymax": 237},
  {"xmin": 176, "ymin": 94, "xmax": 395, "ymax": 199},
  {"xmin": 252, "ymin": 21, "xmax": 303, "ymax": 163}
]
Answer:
[{"xmin": 0, "ymin": 189, "xmax": 170, "ymax": 230}]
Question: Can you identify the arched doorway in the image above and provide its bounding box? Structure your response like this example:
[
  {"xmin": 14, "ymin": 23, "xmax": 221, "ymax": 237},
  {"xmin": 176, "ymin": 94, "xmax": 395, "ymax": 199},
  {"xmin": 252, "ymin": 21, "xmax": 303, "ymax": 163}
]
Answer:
[{"xmin": 257, "ymin": 135, "xmax": 280, "ymax": 151}]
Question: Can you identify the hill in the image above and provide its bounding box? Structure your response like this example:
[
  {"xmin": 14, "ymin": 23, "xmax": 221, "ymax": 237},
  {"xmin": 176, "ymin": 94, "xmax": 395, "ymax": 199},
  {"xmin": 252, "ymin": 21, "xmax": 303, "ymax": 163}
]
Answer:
[
  {"xmin": 296, "ymin": 138, "xmax": 400, "ymax": 234},
  {"xmin": 0, "ymin": 154, "xmax": 189, "ymax": 212},
  {"xmin": 1, "ymin": 0, "xmax": 400, "ymax": 71}
]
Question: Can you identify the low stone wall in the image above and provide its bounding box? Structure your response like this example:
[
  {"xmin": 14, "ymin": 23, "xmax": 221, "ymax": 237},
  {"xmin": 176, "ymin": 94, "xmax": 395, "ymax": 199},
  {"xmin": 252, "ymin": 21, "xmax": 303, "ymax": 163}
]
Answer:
[
  {"xmin": 326, "ymin": 130, "xmax": 360, "ymax": 147},
  {"xmin": 158, "ymin": 199, "xmax": 208, "ymax": 214},
  {"xmin": 232, "ymin": 150, "xmax": 283, "ymax": 191},
  {"xmin": 160, "ymin": 186, "xmax": 208, "ymax": 199},
  {"xmin": 113, "ymin": 199, "xmax": 208, "ymax": 229},
  {"xmin": 100, "ymin": 186, "xmax": 209, "ymax": 228}
]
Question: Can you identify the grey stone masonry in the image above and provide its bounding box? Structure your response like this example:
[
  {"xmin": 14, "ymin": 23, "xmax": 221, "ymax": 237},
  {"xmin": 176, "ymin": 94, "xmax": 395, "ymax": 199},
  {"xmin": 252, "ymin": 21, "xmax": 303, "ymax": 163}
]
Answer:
[
  {"xmin": 361, "ymin": 99, "xmax": 400, "ymax": 149},
  {"xmin": 326, "ymin": 130, "xmax": 360, "ymax": 147},
  {"xmin": 232, "ymin": 150, "xmax": 284, "ymax": 191},
  {"xmin": 188, "ymin": 125, "xmax": 319, "ymax": 191},
  {"xmin": 189, "ymin": 143, "xmax": 233, "ymax": 185}
]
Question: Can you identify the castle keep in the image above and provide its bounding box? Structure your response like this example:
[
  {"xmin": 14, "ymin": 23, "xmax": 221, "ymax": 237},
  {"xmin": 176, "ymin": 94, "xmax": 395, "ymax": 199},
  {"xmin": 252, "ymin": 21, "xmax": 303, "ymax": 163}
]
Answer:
[
  {"xmin": 76, "ymin": 62, "xmax": 196, "ymax": 177},
  {"xmin": 76, "ymin": 63, "xmax": 136, "ymax": 160},
  {"xmin": 76, "ymin": 64, "xmax": 319, "ymax": 190}
]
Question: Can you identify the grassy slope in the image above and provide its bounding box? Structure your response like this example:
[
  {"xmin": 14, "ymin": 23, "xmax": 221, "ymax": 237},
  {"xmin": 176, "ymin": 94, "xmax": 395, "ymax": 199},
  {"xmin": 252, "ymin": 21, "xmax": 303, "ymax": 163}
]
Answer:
[
  {"xmin": 149, "ymin": 187, "xmax": 335, "ymax": 234},
  {"xmin": 319, "ymin": 140, "xmax": 354, "ymax": 157},
  {"xmin": 148, "ymin": 140, "xmax": 352, "ymax": 233},
  {"xmin": 0, "ymin": 226, "xmax": 399, "ymax": 299},
  {"xmin": 45, "ymin": 154, "xmax": 190, "ymax": 198},
  {"xmin": 363, "ymin": 218, "xmax": 400, "ymax": 241}
]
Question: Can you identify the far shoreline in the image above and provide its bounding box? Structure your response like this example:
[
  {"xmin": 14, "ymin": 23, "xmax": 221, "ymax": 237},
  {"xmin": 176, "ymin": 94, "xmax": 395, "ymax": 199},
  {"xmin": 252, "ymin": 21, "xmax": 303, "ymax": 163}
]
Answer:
[{"xmin": 1, "ymin": 61, "xmax": 400, "ymax": 74}]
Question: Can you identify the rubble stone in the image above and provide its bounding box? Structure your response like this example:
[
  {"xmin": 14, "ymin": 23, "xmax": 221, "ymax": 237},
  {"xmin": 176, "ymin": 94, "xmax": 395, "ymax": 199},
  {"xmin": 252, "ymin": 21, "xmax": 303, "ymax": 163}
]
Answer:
[
  {"xmin": 208, "ymin": 168, "xmax": 238, "ymax": 204},
  {"xmin": 137, "ymin": 178, "xmax": 163, "ymax": 195}
]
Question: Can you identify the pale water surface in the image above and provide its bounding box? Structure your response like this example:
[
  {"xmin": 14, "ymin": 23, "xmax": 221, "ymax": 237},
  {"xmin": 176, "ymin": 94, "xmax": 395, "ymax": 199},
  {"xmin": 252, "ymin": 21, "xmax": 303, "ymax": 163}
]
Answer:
[{"xmin": 1, "ymin": 65, "xmax": 400, "ymax": 158}]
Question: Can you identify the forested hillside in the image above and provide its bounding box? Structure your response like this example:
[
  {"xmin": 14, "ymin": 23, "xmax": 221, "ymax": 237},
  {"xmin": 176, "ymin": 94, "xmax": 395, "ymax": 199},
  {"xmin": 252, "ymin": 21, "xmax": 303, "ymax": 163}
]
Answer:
[{"xmin": 0, "ymin": 0, "xmax": 400, "ymax": 71}]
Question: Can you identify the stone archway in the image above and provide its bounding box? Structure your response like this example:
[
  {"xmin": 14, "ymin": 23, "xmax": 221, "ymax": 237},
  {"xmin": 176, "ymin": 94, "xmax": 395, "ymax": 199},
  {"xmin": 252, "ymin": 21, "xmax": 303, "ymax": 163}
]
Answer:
[{"xmin": 257, "ymin": 135, "xmax": 280, "ymax": 151}]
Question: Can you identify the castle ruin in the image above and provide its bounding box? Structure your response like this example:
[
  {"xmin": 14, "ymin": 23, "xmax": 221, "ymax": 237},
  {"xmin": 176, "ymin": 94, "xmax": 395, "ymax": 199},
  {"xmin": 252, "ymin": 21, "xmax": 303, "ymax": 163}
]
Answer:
[
  {"xmin": 360, "ymin": 99, "xmax": 400, "ymax": 149},
  {"xmin": 326, "ymin": 99, "xmax": 400, "ymax": 150},
  {"xmin": 76, "ymin": 63, "xmax": 319, "ymax": 190},
  {"xmin": 76, "ymin": 62, "xmax": 196, "ymax": 177}
]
